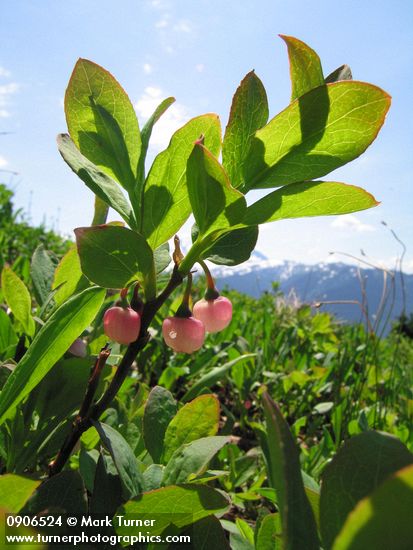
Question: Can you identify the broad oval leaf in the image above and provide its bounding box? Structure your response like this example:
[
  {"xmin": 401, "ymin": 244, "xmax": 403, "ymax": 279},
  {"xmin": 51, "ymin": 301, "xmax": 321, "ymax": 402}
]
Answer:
[
  {"xmin": 332, "ymin": 464, "xmax": 413, "ymax": 550},
  {"xmin": 90, "ymin": 453, "xmax": 123, "ymax": 516},
  {"xmin": 116, "ymin": 484, "xmax": 230, "ymax": 538},
  {"xmin": 0, "ymin": 474, "xmax": 40, "ymax": 513},
  {"xmin": 142, "ymin": 114, "xmax": 221, "ymax": 248},
  {"xmin": 52, "ymin": 245, "xmax": 89, "ymax": 306},
  {"xmin": 1, "ymin": 265, "xmax": 35, "ymax": 337},
  {"xmin": 75, "ymin": 225, "xmax": 155, "ymax": 299},
  {"xmin": 280, "ymin": 35, "xmax": 324, "ymax": 100},
  {"xmin": 65, "ymin": 59, "xmax": 140, "ymax": 191},
  {"xmin": 201, "ymin": 226, "xmax": 259, "ymax": 266},
  {"xmin": 162, "ymin": 394, "xmax": 220, "ymax": 464},
  {"xmin": 57, "ymin": 134, "xmax": 135, "ymax": 227},
  {"xmin": 244, "ymin": 81, "xmax": 391, "ymax": 189},
  {"xmin": 92, "ymin": 421, "xmax": 144, "ymax": 500},
  {"xmin": 320, "ymin": 431, "xmax": 413, "ymax": 549},
  {"xmin": 262, "ymin": 392, "xmax": 319, "ymax": 550},
  {"xmin": 22, "ymin": 471, "xmax": 87, "ymax": 515},
  {"xmin": 0, "ymin": 286, "xmax": 105, "ymax": 424},
  {"xmin": 242, "ymin": 181, "xmax": 378, "ymax": 226},
  {"xmin": 222, "ymin": 71, "xmax": 269, "ymax": 188},
  {"xmin": 143, "ymin": 386, "xmax": 177, "ymax": 464},
  {"xmin": 162, "ymin": 436, "xmax": 230, "ymax": 485},
  {"xmin": 187, "ymin": 143, "xmax": 246, "ymax": 237}
]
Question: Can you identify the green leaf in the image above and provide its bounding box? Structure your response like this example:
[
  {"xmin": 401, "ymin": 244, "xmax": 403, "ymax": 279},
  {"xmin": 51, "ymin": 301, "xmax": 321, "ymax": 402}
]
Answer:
[
  {"xmin": 280, "ymin": 35, "xmax": 324, "ymax": 100},
  {"xmin": 332, "ymin": 464, "xmax": 413, "ymax": 550},
  {"xmin": 262, "ymin": 392, "xmax": 319, "ymax": 550},
  {"xmin": 169, "ymin": 516, "xmax": 231, "ymax": 550},
  {"xmin": 142, "ymin": 114, "xmax": 221, "ymax": 248},
  {"xmin": 0, "ymin": 287, "xmax": 105, "ymax": 425},
  {"xmin": 222, "ymin": 71, "xmax": 269, "ymax": 188},
  {"xmin": 1, "ymin": 265, "xmax": 35, "ymax": 337},
  {"xmin": 65, "ymin": 59, "xmax": 140, "ymax": 191},
  {"xmin": 75, "ymin": 225, "xmax": 155, "ymax": 298},
  {"xmin": 93, "ymin": 420, "xmax": 144, "ymax": 499},
  {"xmin": 325, "ymin": 65, "xmax": 352, "ymax": 84},
  {"xmin": 187, "ymin": 143, "xmax": 246, "ymax": 237},
  {"xmin": 52, "ymin": 245, "xmax": 89, "ymax": 306},
  {"xmin": 79, "ymin": 448, "xmax": 99, "ymax": 494},
  {"xmin": 137, "ymin": 96, "xmax": 176, "ymax": 188},
  {"xmin": 0, "ymin": 309, "xmax": 18, "ymax": 355},
  {"xmin": 0, "ymin": 474, "xmax": 40, "ymax": 512},
  {"xmin": 162, "ymin": 436, "xmax": 230, "ymax": 485},
  {"xmin": 32, "ymin": 358, "xmax": 93, "ymax": 424},
  {"xmin": 244, "ymin": 81, "xmax": 391, "ymax": 189},
  {"xmin": 142, "ymin": 464, "xmax": 164, "ymax": 492},
  {"xmin": 57, "ymin": 134, "xmax": 134, "ymax": 227},
  {"xmin": 22, "ymin": 471, "xmax": 87, "ymax": 514},
  {"xmin": 143, "ymin": 386, "xmax": 177, "ymax": 463},
  {"xmin": 154, "ymin": 242, "xmax": 171, "ymax": 274},
  {"xmin": 320, "ymin": 431, "xmax": 413, "ymax": 549},
  {"xmin": 236, "ymin": 518, "xmax": 255, "ymax": 545},
  {"xmin": 31, "ymin": 245, "xmax": 57, "ymax": 306},
  {"xmin": 162, "ymin": 394, "xmax": 220, "ymax": 463},
  {"xmin": 243, "ymin": 181, "xmax": 378, "ymax": 226},
  {"xmin": 201, "ymin": 226, "xmax": 259, "ymax": 266},
  {"xmin": 90, "ymin": 453, "xmax": 123, "ymax": 516},
  {"xmin": 256, "ymin": 514, "xmax": 281, "ymax": 550},
  {"xmin": 183, "ymin": 354, "xmax": 256, "ymax": 402},
  {"xmin": 116, "ymin": 484, "xmax": 230, "ymax": 538}
]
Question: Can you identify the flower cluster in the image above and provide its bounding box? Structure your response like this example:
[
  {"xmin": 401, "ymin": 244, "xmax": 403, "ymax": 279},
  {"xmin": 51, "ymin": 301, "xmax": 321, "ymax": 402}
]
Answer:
[{"xmin": 103, "ymin": 263, "xmax": 232, "ymax": 354}]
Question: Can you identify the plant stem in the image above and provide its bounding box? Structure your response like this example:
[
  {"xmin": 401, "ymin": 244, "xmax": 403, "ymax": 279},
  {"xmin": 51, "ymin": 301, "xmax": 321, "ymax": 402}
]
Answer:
[{"xmin": 48, "ymin": 265, "xmax": 184, "ymax": 477}]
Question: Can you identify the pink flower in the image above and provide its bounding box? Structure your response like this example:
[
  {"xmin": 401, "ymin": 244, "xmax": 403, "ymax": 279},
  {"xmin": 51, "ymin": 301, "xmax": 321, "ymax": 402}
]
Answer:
[
  {"xmin": 162, "ymin": 316, "xmax": 205, "ymax": 353},
  {"xmin": 103, "ymin": 306, "xmax": 141, "ymax": 344},
  {"xmin": 193, "ymin": 296, "xmax": 232, "ymax": 333}
]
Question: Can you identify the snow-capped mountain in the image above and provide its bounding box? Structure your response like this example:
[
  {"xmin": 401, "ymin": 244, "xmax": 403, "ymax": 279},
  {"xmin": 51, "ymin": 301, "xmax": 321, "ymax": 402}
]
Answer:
[{"xmin": 213, "ymin": 252, "xmax": 413, "ymax": 333}]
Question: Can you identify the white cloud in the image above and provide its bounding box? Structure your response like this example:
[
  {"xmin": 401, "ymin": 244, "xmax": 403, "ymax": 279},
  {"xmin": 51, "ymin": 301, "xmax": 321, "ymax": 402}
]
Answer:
[
  {"xmin": 0, "ymin": 67, "xmax": 11, "ymax": 78},
  {"xmin": 0, "ymin": 155, "xmax": 8, "ymax": 168},
  {"xmin": 331, "ymin": 214, "xmax": 375, "ymax": 233},
  {"xmin": 155, "ymin": 16, "xmax": 169, "ymax": 29},
  {"xmin": 173, "ymin": 19, "xmax": 192, "ymax": 33},
  {"xmin": 143, "ymin": 63, "xmax": 153, "ymax": 75},
  {"xmin": 135, "ymin": 86, "xmax": 188, "ymax": 151},
  {"xmin": 195, "ymin": 63, "xmax": 205, "ymax": 73},
  {"xmin": 0, "ymin": 81, "xmax": 19, "ymax": 118}
]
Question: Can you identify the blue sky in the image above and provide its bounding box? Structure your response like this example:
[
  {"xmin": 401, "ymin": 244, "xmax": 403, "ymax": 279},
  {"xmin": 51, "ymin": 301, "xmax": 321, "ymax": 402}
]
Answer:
[{"xmin": 1, "ymin": 0, "xmax": 412, "ymax": 271}]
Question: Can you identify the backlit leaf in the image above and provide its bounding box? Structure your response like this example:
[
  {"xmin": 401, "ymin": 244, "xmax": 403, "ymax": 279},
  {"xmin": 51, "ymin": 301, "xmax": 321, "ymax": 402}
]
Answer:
[
  {"xmin": 142, "ymin": 114, "xmax": 221, "ymax": 248},
  {"xmin": 222, "ymin": 71, "xmax": 269, "ymax": 187},
  {"xmin": 281, "ymin": 35, "xmax": 324, "ymax": 100},
  {"xmin": 162, "ymin": 394, "xmax": 220, "ymax": 463},
  {"xmin": 242, "ymin": 181, "xmax": 378, "ymax": 226},
  {"xmin": 187, "ymin": 143, "xmax": 246, "ymax": 237},
  {"xmin": 65, "ymin": 59, "xmax": 140, "ymax": 191},
  {"xmin": 244, "ymin": 81, "xmax": 391, "ymax": 189},
  {"xmin": 1, "ymin": 266, "xmax": 35, "ymax": 337}
]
